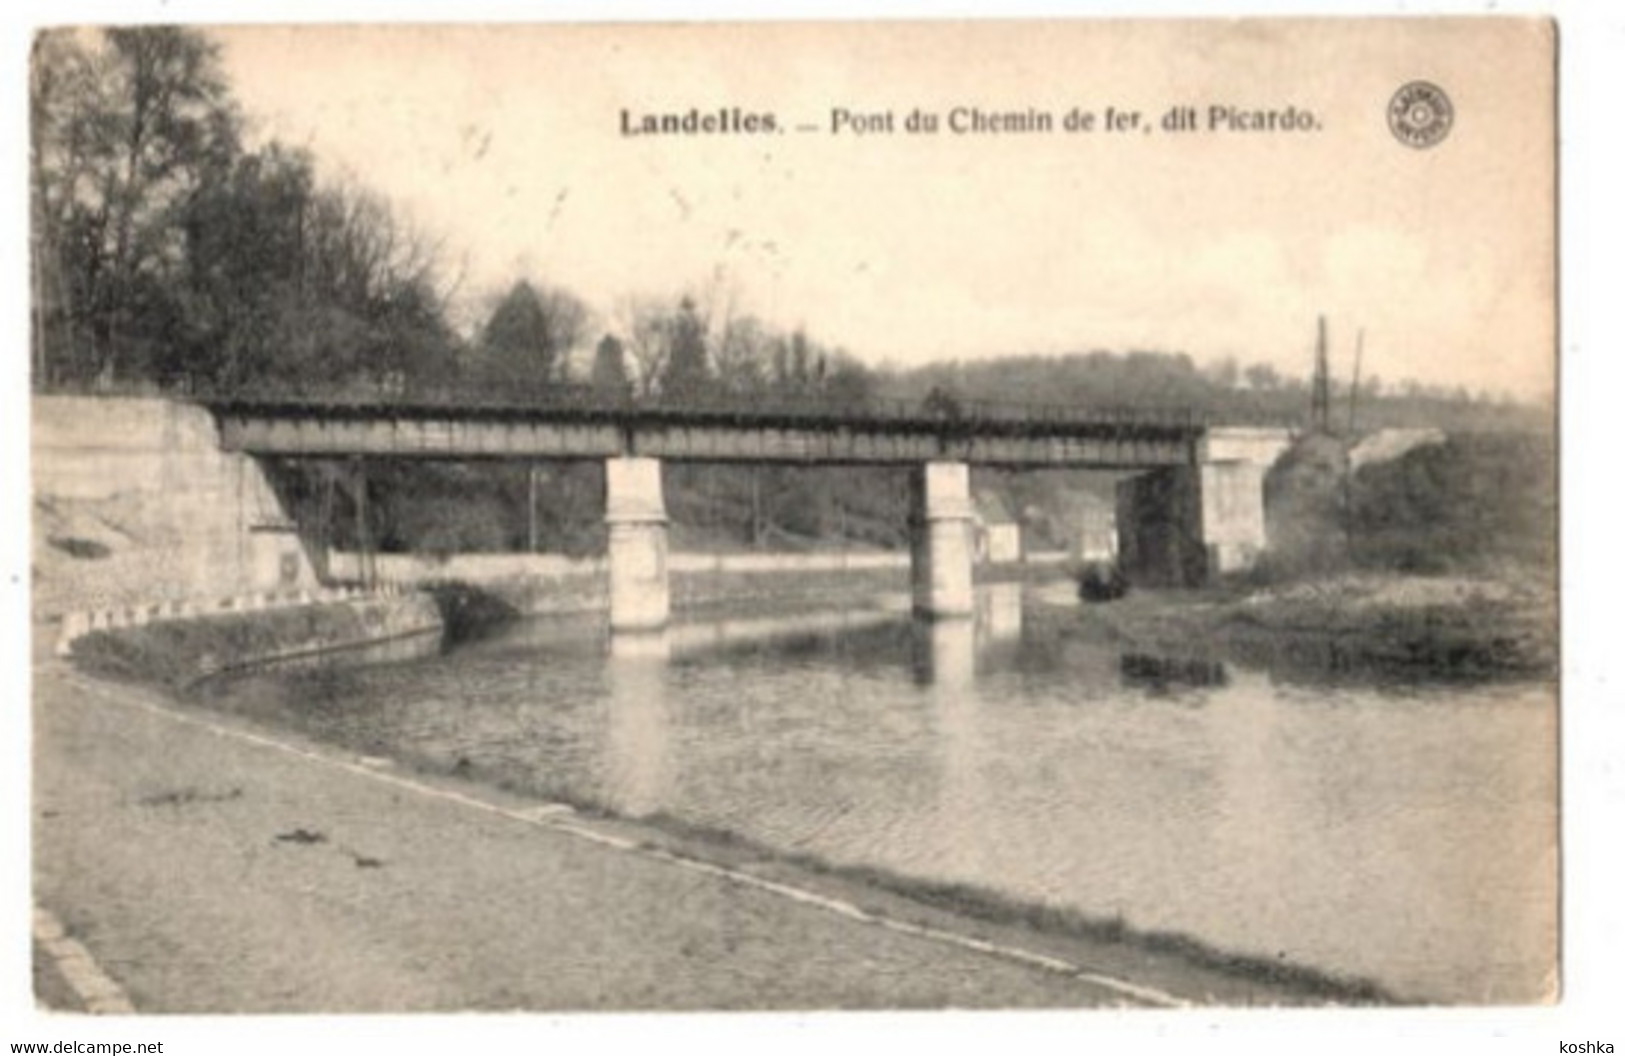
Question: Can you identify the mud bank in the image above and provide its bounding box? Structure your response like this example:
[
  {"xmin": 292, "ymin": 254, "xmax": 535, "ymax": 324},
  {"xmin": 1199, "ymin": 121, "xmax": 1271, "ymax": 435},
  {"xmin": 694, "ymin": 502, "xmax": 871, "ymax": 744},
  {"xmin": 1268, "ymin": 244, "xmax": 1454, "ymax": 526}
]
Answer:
[
  {"xmin": 1063, "ymin": 572, "xmax": 1556, "ymax": 681},
  {"xmin": 69, "ymin": 593, "xmax": 443, "ymax": 689}
]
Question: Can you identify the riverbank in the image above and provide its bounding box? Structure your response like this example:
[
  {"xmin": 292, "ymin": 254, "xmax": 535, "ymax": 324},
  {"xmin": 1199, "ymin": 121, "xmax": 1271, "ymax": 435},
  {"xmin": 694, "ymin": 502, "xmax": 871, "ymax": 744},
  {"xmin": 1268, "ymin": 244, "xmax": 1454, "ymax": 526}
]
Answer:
[
  {"xmin": 593, "ymin": 809, "xmax": 1396, "ymax": 1004},
  {"xmin": 1061, "ymin": 571, "xmax": 1557, "ymax": 681}
]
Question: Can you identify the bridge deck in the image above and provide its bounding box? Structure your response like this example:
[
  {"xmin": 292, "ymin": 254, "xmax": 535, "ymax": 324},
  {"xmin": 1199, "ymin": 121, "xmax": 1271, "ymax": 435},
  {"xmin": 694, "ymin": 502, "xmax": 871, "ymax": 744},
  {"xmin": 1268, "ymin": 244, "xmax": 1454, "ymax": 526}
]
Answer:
[{"xmin": 204, "ymin": 392, "xmax": 1215, "ymax": 468}]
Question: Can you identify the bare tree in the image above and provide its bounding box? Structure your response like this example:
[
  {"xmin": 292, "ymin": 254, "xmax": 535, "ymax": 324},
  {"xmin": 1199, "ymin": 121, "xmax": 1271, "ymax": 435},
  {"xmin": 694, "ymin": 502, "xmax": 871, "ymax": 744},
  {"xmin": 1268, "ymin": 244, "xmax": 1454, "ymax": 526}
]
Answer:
[
  {"xmin": 711, "ymin": 314, "xmax": 773, "ymax": 395},
  {"xmin": 31, "ymin": 26, "xmax": 239, "ymax": 382},
  {"xmin": 612, "ymin": 294, "xmax": 673, "ymax": 397}
]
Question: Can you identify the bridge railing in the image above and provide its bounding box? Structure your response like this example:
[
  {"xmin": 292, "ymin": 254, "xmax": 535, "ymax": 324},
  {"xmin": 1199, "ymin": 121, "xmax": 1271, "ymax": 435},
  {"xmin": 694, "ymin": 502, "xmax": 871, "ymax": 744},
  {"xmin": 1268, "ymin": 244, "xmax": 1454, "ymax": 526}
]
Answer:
[
  {"xmin": 39, "ymin": 376, "xmax": 1300, "ymax": 432},
  {"xmin": 197, "ymin": 383, "xmax": 1250, "ymax": 433}
]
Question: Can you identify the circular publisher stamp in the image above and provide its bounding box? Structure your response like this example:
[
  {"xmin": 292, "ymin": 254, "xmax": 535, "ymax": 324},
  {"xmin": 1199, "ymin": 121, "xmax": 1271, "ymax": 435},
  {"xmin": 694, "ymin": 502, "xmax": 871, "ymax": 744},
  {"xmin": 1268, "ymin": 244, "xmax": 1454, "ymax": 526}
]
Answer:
[{"xmin": 1388, "ymin": 81, "xmax": 1454, "ymax": 149}]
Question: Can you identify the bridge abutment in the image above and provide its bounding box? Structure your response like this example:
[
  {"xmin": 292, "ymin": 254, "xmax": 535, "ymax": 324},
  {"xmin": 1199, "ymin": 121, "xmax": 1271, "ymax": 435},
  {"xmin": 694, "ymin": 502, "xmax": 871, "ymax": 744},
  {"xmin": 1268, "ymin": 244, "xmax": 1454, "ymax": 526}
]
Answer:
[
  {"xmin": 32, "ymin": 396, "xmax": 318, "ymax": 615},
  {"xmin": 1116, "ymin": 427, "xmax": 1294, "ymax": 586},
  {"xmin": 910, "ymin": 461, "xmax": 977, "ymax": 619},
  {"xmin": 604, "ymin": 457, "xmax": 671, "ymax": 632}
]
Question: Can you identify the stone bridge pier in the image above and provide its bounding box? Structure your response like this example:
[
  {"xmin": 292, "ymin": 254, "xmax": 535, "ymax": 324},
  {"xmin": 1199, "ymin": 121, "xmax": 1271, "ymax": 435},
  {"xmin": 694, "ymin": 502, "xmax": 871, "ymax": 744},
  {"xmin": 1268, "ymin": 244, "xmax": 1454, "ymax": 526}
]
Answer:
[
  {"xmin": 605, "ymin": 457, "xmax": 671, "ymax": 632},
  {"xmin": 909, "ymin": 462, "xmax": 977, "ymax": 619},
  {"xmin": 1115, "ymin": 427, "xmax": 1295, "ymax": 586}
]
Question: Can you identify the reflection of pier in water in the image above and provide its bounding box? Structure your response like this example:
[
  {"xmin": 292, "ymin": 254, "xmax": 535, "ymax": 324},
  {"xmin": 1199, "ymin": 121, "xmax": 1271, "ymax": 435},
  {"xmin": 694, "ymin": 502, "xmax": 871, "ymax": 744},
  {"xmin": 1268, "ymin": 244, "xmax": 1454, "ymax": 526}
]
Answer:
[
  {"xmin": 600, "ymin": 585, "xmax": 1025, "ymax": 821},
  {"xmin": 603, "ymin": 633, "xmax": 673, "ymax": 816}
]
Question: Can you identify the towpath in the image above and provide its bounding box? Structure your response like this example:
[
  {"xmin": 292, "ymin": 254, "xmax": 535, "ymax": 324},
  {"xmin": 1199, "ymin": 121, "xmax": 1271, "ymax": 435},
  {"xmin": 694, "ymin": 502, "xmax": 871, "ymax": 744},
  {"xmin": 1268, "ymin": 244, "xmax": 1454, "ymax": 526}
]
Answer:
[{"xmin": 32, "ymin": 656, "xmax": 1325, "ymax": 1013}]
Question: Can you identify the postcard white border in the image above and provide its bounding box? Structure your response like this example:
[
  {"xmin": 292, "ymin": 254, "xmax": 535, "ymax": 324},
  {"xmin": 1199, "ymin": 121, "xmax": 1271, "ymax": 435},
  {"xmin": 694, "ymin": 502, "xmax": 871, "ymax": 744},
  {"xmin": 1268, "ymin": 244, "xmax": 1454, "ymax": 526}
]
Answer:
[{"xmin": 2, "ymin": 4, "xmax": 1617, "ymax": 1055}]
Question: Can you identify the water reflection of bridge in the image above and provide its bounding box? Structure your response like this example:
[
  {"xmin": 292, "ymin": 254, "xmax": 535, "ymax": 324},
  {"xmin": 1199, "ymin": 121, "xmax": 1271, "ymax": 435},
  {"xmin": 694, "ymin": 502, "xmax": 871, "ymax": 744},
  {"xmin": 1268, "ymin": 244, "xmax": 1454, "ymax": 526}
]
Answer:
[{"xmin": 199, "ymin": 390, "xmax": 1292, "ymax": 629}]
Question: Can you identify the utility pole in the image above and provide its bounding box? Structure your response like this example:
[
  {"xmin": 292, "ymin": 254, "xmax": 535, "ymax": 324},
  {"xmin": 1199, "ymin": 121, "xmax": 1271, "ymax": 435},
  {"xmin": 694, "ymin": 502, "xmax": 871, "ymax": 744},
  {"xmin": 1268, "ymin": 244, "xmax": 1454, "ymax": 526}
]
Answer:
[
  {"xmin": 750, "ymin": 466, "xmax": 762, "ymax": 549},
  {"xmin": 1342, "ymin": 328, "xmax": 1365, "ymax": 563},
  {"xmin": 316, "ymin": 463, "xmax": 337, "ymax": 583},
  {"xmin": 1311, "ymin": 314, "xmax": 1332, "ymax": 434},
  {"xmin": 1347, "ymin": 328, "xmax": 1365, "ymax": 436},
  {"xmin": 352, "ymin": 458, "xmax": 374, "ymax": 589},
  {"xmin": 528, "ymin": 463, "xmax": 540, "ymax": 552}
]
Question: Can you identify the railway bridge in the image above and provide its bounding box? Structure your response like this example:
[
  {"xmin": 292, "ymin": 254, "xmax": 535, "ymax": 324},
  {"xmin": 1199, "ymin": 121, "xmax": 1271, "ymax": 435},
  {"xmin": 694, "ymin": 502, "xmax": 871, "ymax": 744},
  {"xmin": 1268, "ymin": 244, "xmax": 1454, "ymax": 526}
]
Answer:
[{"xmin": 200, "ymin": 390, "xmax": 1295, "ymax": 630}]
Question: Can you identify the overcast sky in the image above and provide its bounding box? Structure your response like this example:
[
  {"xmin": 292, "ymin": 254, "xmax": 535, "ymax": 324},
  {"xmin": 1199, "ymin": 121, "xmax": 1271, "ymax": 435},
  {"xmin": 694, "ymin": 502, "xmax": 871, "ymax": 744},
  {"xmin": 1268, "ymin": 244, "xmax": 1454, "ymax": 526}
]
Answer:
[{"xmin": 214, "ymin": 20, "xmax": 1554, "ymax": 397}]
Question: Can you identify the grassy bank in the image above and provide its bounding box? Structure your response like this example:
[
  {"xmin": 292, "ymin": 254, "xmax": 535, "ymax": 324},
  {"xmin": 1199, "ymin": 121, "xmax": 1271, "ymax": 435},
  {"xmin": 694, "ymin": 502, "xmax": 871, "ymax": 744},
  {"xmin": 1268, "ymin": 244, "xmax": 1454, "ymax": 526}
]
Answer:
[
  {"xmin": 627, "ymin": 811, "xmax": 1398, "ymax": 1005},
  {"xmin": 1068, "ymin": 572, "xmax": 1556, "ymax": 681}
]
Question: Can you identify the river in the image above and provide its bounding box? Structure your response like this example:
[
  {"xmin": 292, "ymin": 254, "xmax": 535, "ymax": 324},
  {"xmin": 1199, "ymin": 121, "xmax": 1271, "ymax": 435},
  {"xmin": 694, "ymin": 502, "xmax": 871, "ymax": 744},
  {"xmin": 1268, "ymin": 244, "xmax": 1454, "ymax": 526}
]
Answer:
[{"xmin": 197, "ymin": 581, "xmax": 1557, "ymax": 1005}]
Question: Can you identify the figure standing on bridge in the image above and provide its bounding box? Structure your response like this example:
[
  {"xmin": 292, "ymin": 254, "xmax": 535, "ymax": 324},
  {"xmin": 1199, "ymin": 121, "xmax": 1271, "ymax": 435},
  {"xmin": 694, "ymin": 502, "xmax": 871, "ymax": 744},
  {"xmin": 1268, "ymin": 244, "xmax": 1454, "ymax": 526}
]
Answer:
[{"xmin": 922, "ymin": 385, "xmax": 964, "ymax": 423}]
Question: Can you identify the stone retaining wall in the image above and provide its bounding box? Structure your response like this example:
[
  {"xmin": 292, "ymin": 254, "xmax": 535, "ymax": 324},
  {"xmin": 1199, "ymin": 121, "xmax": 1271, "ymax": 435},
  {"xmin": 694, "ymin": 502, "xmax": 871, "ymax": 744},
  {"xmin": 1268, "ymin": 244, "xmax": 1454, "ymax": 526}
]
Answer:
[{"xmin": 65, "ymin": 591, "xmax": 442, "ymax": 687}]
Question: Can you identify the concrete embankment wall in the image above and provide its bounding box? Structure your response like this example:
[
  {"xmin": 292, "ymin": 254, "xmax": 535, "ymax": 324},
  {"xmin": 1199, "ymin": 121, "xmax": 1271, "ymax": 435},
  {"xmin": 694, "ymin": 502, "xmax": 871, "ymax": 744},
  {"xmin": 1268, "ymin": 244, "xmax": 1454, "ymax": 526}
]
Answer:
[
  {"xmin": 32, "ymin": 395, "xmax": 316, "ymax": 620},
  {"xmin": 328, "ymin": 550, "xmax": 910, "ymax": 615},
  {"xmin": 328, "ymin": 549, "xmax": 1068, "ymax": 616},
  {"xmin": 68, "ymin": 592, "xmax": 443, "ymax": 688}
]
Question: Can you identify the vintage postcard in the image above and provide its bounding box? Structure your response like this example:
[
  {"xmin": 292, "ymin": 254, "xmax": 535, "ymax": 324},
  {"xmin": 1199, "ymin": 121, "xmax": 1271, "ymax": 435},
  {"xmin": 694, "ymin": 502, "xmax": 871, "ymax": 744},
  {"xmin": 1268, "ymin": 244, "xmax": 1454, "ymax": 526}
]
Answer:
[{"xmin": 24, "ymin": 14, "xmax": 1559, "ymax": 1034}]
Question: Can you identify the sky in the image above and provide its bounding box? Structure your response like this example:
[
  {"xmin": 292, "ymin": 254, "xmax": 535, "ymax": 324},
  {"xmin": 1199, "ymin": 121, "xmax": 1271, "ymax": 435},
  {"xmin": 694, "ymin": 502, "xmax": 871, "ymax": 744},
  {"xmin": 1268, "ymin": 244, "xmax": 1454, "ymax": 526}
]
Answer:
[{"xmin": 212, "ymin": 19, "xmax": 1555, "ymax": 399}]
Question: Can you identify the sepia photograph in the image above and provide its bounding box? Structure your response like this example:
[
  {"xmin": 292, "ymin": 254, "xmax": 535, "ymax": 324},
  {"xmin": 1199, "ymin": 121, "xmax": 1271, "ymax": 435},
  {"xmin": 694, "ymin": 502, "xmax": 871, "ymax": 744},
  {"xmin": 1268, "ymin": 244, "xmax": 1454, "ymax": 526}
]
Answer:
[{"xmin": 8, "ymin": 4, "xmax": 1608, "ymax": 1050}]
